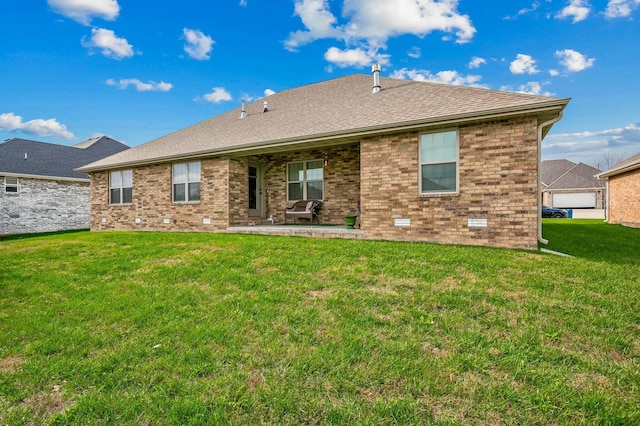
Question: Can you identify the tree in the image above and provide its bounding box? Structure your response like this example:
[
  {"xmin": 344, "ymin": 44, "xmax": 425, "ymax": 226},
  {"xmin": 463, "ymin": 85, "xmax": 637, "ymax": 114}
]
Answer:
[{"xmin": 595, "ymin": 151, "xmax": 626, "ymax": 171}]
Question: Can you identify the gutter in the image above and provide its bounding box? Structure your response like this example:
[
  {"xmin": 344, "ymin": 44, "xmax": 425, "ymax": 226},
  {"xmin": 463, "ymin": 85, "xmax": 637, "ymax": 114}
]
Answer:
[
  {"xmin": 537, "ymin": 111, "xmax": 564, "ymax": 245},
  {"xmin": 0, "ymin": 171, "xmax": 89, "ymax": 183},
  {"xmin": 595, "ymin": 161, "xmax": 640, "ymax": 179}
]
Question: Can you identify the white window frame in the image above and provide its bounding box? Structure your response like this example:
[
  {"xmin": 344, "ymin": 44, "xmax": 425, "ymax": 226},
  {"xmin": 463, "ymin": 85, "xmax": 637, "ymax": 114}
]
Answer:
[
  {"xmin": 287, "ymin": 159, "xmax": 324, "ymax": 201},
  {"xmin": 419, "ymin": 129, "xmax": 459, "ymax": 195},
  {"xmin": 3, "ymin": 176, "xmax": 18, "ymax": 193},
  {"xmin": 173, "ymin": 161, "xmax": 201, "ymax": 203},
  {"xmin": 109, "ymin": 170, "xmax": 133, "ymax": 205}
]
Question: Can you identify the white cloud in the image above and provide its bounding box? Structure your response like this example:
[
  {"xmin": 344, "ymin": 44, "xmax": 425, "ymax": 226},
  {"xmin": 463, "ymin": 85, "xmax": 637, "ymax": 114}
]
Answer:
[
  {"xmin": 342, "ymin": 0, "xmax": 476, "ymax": 44},
  {"xmin": 408, "ymin": 47, "xmax": 421, "ymax": 59},
  {"xmin": 285, "ymin": 0, "xmax": 343, "ymax": 51},
  {"xmin": 547, "ymin": 124, "xmax": 640, "ymax": 141},
  {"xmin": 106, "ymin": 78, "xmax": 172, "ymax": 92},
  {"xmin": 264, "ymin": 89, "xmax": 276, "ymax": 96},
  {"xmin": 81, "ymin": 28, "xmax": 134, "ymax": 59},
  {"xmin": 556, "ymin": 0, "xmax": 591, "ymax": 23},
  {"xmin": 183, "ymin": 28, "xmax": 215, "ymax": 60},
  {"xmin": 0, "ymin": 112, "xmax": 75, "ymax": 140},
  {"xmin": 391, "ymin": 68, "xmax": 484, "ymax": 87},
  {"xmin": 285, "ymin": 0, "xmax": 476, "ymax": 56},
  {"xmin": 555, "ymin": 49, "xmax": 595, "ymax": 72},
  {"xmin": 605, "ymin": 0, "xmax": 640, "ymax": 18},
  {"xmin": 549, "ymin": 69, "xmax": 560, "ymax": 76},
  {"xmin": 516, "ymin": 82, "xmax": 553, "ymax": 96},
  {"xmin": 324, "ymin": 46, "xmax": 390, "ymax": 67},
  {"xmin": 239, "ymin": 0, "xmax": 248, "ymax": 6},
  {"xmin": 202, "ymin": 87, "xmax": 232, "ymax": 103},
  {"xmin": 468, "ymin": 56, "xmax": 486, "ymax": 69},
  {"xmin": 47, "ymin": 0, "xmax": 119, "ymax": 25},
  {"xmin": 510, "ymin": 54, "xmax": 539, "ymax": 74},
  {"xmin": 543, "ymin": 123, "xmax": 640, "ymax": 166},
  {"xmin": 505, "ymin": 1, "xmax": 541, "ymax": 19}
]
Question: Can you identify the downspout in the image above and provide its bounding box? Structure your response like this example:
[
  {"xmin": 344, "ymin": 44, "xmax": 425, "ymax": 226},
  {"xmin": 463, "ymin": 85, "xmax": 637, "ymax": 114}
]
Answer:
[
  {"xmin": 603, "ymin": 178, "xmax": 609, "ymax": 223},
  {"xmin": 537, "ymin": 111, "xmax": 563, "ymax": 245}
]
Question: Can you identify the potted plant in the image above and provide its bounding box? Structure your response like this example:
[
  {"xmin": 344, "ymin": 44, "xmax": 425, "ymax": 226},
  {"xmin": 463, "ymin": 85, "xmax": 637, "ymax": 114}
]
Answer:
[{"xmin": 344, "ymin": 214, "xmax": 358, "ymax": 229}]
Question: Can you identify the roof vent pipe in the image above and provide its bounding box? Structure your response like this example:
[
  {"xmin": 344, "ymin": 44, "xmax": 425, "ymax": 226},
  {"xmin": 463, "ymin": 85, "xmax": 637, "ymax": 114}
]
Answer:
[
  {"xmin": 240, "ymin": 99, "xmax": 247, "ymax": 119},
  {"xmin": 372, "ymin": 63, "xmax": 381, "ymax": 94},
  {"xmin": 262, "ymin": 100, "xmax": 268, "ymax": 114}
]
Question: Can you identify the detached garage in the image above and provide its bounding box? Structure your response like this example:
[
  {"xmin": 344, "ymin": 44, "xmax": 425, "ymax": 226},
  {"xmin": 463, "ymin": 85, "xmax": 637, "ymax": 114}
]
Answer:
[{"xmin": 552, "ymin": 192, "xmax": 596, "ymax": 209}]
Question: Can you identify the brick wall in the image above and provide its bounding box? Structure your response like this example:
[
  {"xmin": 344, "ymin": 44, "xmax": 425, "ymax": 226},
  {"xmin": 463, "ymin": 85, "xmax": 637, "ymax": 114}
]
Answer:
[
  {"xmin": 90, "ymin": 159, "xmax": 230, "ymax": 232},
  {"xmin": 360, "ymin": 116, "xmax": 540, "ymax": 249},
  {"xmin": 1, "ymin": 177, "xmax": 90, "ymax": 235},
  {"xmin": 90, "ymin": 145, "xmax": 361, "ymax": 232},
  {"xmin": 607, "ymin": 167, "xmax": 640, "ymax": 227}
]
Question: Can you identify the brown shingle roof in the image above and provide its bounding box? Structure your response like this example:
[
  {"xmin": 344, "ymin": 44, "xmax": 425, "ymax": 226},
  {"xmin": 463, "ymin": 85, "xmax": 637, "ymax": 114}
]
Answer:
[
  {"xmin": 78, "ymin": 74, "xmax": 569, "ymax": 172},
  {"xmin": 540, "ymin": 159, "xmax": 576, "ymax": 186},
  {"xmin": 545, "ymin": 162, "xmax": 603, "ymax": 190}
]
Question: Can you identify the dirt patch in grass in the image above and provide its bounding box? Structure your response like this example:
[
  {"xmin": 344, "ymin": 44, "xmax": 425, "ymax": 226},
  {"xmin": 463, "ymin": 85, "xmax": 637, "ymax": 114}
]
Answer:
[
  {"xmin": 20, "ymin": 383, "xmax": 73, "ymax": 420},
  {"xmin": 246, "ymin": 371, "xmax": 265, "ymax": 391},
  {"xmin": 305, "ymin": 289, "xmax": 333, "ymax": 299},
  {"xmin": 166, "ymin": 243, "xmax": 228, "ymax": 251},
  {"xmin": 367, "ymin": 285, "xmax": 399, "ymax": 296},
  {"xmin": 569, "ymin": 372, "xmax": 613, "ymax": 391},
  {"xmin": 0, "ymin": 356, "xmax": 25, "ymax": 373},
  {"xmin": 441, "ymin": 276, "xmax": 461, "ymax": 290},
  {"xmin": 502, "ymin": 289, "xmax": 530, "ymax": 300},
  {"xmin": 422, "ymin": 342, "xmax": 451, "ymax": 358},
  {"xmin": 252, "ymin": 257, "xmax": 279, "ymax": 274},
  {"xmin": 11, "ymin": 246, "xmax": 38, "ymax": 254}
]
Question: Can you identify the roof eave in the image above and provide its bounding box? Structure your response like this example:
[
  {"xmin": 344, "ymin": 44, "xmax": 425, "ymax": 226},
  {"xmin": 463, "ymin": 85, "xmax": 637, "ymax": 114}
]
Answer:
[
  {"xmin": 77, "ymin": 99, "xmax": 569, "ymax": 173},
  {"xmin": 596, "ymin": 161, "xmax": 640, "ymax": 179},
  {"xmin": 0, "ymin": 171, "xmax": 89, "ymax": 182}
]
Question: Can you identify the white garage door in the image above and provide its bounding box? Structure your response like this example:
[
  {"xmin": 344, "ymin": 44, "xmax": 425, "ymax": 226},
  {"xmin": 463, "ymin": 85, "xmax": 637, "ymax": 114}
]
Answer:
[{"xmin": 554, "ymin": 192, "xmax": 596, "ymax": 208}]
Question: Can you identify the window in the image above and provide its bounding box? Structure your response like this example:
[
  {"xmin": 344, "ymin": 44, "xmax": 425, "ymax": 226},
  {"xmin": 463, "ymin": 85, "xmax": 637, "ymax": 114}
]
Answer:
[
  {"xmin": 420, "ymin": 130, "xmax": 458, "ymax": 193},
  {"xmin": 110, "ymin": 170, "xmax": 132, "ymax": 204},
  {"xmin": 4, "ymin": 177, "xmax": 18, "ymax": 193},
  {"xmin": 173, "ymin": 161, "xmax": 201, "ymax": 202},
  {"xmin": 287, "ymin": 160, "xmax": 323, "ymax": 201}
]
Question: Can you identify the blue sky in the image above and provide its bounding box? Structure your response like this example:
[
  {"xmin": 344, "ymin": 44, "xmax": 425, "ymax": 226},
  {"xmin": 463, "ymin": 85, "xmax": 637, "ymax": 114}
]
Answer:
[{"xmin": 1, "ymin": 0, "xmax": 639, "ymax": 169}]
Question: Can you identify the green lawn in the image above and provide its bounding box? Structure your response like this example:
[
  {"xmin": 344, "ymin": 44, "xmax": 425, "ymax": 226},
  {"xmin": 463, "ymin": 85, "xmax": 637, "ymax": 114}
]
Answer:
[{"xmin": 1, "ymin": 221, "xmax": 639, "ymax": 425}]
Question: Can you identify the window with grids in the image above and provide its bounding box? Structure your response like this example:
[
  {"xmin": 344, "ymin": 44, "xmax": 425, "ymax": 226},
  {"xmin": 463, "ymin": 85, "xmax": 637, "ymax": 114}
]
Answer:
[
  {"xmin": 173, "ymin": 161, "xmax": 201, "ymax": 202},
  {"xmin": 109, "ymin": 170, "xmax": 132, "ymax": 204},
  {"xmin": 287, "ymin": 160, "xmax": 323, "ymax": 201},
  {"xmin": 4, "ymin": 177, "xmax": 18, "ymax": 193},
  {"xmin": 419, "ymin": 130, "xmax": 458, "ymax": 194}
]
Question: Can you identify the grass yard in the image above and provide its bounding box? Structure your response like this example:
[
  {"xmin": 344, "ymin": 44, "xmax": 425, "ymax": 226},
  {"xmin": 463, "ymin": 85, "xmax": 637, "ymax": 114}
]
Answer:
[{"xmin": 1, "ymin": 220, "xmax": 639, "ymax": 425}]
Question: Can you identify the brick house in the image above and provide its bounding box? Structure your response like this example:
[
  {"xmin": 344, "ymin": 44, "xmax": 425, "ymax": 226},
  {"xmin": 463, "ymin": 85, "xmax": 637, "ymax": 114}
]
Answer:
[
  {"xmin": 596, "ymin": 152, "xmax": 640, "ymax": 228},
  {"xmin": 0, "ymin": 136, "xmax": 128, "ymax": 236},
  {"xmin": 78, "ymin": 72, "xmax": 569, "ymax": 249},
  {"xmin": 541, "ymin": 160, "xmax": 605, "ymax": 209}
]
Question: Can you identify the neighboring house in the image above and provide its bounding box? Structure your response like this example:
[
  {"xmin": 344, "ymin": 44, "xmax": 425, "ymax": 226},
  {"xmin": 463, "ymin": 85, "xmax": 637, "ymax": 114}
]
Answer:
[
  {"xmin": 78, "ymin": 71, "xmax": 569, "ymax": 250},
  {"xmin": 541, "ymin": 159, "xmax": 605, "ymax": 209},
  {"xmin": 0, "ymin": 136, "xmax": 129, "ymax": 235},
  {"xmin": 596, "ymin": 152, "xmax": 640, "ymax": 228}
]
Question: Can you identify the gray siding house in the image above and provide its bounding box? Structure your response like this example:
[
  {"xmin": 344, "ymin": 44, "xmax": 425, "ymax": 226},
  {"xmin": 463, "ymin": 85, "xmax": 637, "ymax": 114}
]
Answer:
[{"xmin": 1, "ymin": 136, "xmax": 128, "ymax": 236}]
